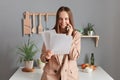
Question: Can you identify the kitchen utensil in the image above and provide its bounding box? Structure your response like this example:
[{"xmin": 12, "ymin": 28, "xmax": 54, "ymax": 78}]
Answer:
[
  {"xmin": 38, "ymin": 14, "xmax": 43, "ymax": 34},
  {"xmin": 45, "ymin": 13, "xmax": 49, "ymax": 30},
  {"xmin": 23, "ymin": 11, "xmax": 31, "ymax": 35},
  {"xmin": 32, "ymin": 14, "xmax": 36, "ymax": 33}
]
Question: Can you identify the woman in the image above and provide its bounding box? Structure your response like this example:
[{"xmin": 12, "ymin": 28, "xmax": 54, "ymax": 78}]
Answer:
[{"xmin": 40, "ymin": 6, "xmax": 81, "ymax": 80}]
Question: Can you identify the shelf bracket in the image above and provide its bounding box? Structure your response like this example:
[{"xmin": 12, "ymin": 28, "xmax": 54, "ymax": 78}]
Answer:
[{"xmin": 81, "ymin": 35, "xmax": 99, "ymax": 47}]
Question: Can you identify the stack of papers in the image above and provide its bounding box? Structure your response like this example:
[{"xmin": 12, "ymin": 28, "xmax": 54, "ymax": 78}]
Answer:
[{"xmin": 41, "ymin": 30, "xmax": 72, "ymax": 54}]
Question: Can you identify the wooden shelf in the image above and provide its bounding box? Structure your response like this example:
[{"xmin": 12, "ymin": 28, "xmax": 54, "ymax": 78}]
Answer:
[{"xmin": 81, "ymin": 35, "xmax": 99, "ymax": 47}]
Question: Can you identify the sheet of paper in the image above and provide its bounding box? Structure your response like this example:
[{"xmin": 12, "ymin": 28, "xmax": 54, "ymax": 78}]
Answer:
[
  {"xmin": 41, "ymin": 30, "xmax": 56, "ymax": 50},
  {"xmin": 50, "ymin": 34, "xmax": 72, "ymax": 54},
  {"xmin": 41, "ymin": 29, "xmax": 72, "ymax": 54}
]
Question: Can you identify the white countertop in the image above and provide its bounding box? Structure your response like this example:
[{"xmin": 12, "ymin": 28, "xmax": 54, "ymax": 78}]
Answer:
[
  {"xmin": 9, "ymin": 66, "xmax": 114, "ymax": 80},
  {"xmin": 9, "ymin": 68, "xmax": 43, "ymax": 80},
  {"xmin": 78, "ymin": 67, "xmax": 113, "ymax": 80}
]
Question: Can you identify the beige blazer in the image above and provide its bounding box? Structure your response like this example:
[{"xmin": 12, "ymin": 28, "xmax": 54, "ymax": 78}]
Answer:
[{"xmin": 40, "ymin": 31, "xmax": 81, "ymax": 80}]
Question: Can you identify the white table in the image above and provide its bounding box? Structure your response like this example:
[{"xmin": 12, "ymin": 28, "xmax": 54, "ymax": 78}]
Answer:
[
  {"xmin": 9, "ymin": 67, "xmax": 114, "ymax": 80},
  {"xmin": 78, "ymin": 67, "xmax": 113, "ymax": 80},
  {"xmin": 9, "ymin": 68, "xmax": 43, "ymax": 80}
]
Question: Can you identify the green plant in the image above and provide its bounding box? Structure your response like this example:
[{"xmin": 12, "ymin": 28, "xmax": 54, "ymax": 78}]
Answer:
[
  {"xmin": 87, "ymin": 23, "xmax": 94, "ymax": 31},
  {"xmin": 77, "ymin": 28, "xmax": 84, "ymax": 35},
  {"xmin": 17, "ymin": 39, "xmax": 39, "ymax": 63}
]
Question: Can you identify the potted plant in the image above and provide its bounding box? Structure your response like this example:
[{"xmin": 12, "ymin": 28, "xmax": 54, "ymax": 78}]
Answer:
[
  {"xmin": 17, "ymin": 39, "xmax": 39, "ymax": 69},
  {"xmin": 87, "ymin": 23, "xmax": 95, "ymax": 36}
]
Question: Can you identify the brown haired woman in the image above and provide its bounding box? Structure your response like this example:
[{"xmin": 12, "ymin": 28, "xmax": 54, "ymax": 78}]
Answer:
[{"xmin": 40, "ymin": 6, "xmax": 81, "ymax": 80}]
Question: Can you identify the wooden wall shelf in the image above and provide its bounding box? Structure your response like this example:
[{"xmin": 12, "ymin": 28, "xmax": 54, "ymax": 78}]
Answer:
[{"xmin": 81, "ymin": 35, "xmax": 99, "ymax": 47}]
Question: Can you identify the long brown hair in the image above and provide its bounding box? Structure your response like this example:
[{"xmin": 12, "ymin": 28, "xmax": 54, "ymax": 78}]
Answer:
[{"xmin": 53, "ymin": 6, "xmax": 75, "ymax": 34}]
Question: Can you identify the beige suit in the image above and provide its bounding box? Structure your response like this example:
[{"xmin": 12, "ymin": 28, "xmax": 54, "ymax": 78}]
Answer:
[{"xmin": 40, "ymin": 31, "xmax": 81, "ymax": 80}]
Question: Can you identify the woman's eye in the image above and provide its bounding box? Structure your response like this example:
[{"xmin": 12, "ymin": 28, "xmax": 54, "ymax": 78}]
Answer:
[
  {"xmin": 65, "ymin": 18, "xmax": 69, "ymax": 20},
  {"xmin": 58, "ymin": 18, "xmax": 62, "ymax": 20},
  {"xmin": 58, "ymin": 17, "xmax": 69, "ymax": 21}
]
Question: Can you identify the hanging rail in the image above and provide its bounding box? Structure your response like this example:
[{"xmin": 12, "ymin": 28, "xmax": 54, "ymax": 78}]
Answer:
[{"xmin": 23, "ymin": 11, "xmax": 56, "ymax": 35}]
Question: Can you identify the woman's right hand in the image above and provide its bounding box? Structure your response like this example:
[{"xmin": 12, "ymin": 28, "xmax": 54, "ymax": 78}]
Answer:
[
  {"xmin": 66, "ymin": 23, "xmax": 73, "ymax": 35},
  {"xmin": 45, "ymin": 50, "xmax": 54, "ymax": 60}
]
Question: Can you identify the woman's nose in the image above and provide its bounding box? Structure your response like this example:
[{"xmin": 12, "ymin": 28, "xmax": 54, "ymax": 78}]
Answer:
[{"xmin": 62, "ymin": 19, "xmax": 66, "ymax": 24}]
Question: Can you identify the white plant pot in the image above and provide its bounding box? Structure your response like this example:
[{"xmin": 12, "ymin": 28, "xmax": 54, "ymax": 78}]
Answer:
[
  {"xmin": 37, "ymin": 59, "xmax": 45, "ymax": 69},
  {"xmin": 24, "ymin": 61, "xmax": 34, "ymax": 69},
  {"xmin": 39, "ymin": 62, "xmax": 45, "ymax": 69},
  {"xmin": 88, "ymin": 31, "xmax": 94, "ymax": 36}
]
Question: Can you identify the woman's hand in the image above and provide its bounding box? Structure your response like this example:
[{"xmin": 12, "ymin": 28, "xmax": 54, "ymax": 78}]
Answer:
[
  {"xmin": 45, "ymin": 50, "xmax": 54, "ymax": 60},
  {"xmin": 66, "ymin": 23, "xmax": 73, "ymax": 35}
]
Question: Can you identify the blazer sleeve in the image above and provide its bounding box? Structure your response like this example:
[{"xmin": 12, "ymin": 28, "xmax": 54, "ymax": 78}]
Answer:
[{"xmin": 68, "ymin": 31, "xmax": 81, "ymax": 60}]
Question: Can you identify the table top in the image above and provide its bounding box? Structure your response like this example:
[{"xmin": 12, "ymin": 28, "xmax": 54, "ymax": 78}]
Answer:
[
  {"xmin": 78, "ymin": 66, "xmax": 113, "ymax": 80},
  {"xmin": 9, "ymin": 68, "xmax": 43, "ymax": 80},
  {"xmin": 9, "ymin": 66, "xmax": 114, "ymax": 80}
]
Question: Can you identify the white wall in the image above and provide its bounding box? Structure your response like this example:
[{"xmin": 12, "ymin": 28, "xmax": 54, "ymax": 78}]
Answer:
[{"xmin": 0, "ymin": 0, "xmax": 120, "ymax": 80}]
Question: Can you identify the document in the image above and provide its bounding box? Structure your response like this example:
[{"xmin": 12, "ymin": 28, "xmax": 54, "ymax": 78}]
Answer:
[
  {"xmin": 41, "ymin": 30, "xmax": 56, "ymax": 50},
  {"xmin": 41, "ymin": 30, "xmax": 72, "ymax": 54}
]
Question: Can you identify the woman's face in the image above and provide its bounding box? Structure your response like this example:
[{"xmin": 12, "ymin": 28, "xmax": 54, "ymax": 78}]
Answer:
[{"xmin": 58, "ymin": 11, "xmax": 70, "ymax": 29}]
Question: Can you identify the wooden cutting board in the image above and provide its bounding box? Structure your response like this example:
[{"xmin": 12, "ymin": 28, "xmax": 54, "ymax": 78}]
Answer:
[{"xmin": 23, "ymin": 11, "xmax": 31, "ymax": 35}]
